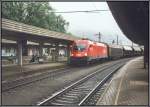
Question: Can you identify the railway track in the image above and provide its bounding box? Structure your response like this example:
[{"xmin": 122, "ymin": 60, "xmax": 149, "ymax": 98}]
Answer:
[
  {"xmin": 37, "ymin": 59, "xmax": 128, "ymax": 105},
  {"xmin": 79, "ymin": 70, "xmax": 112, "ymax": 105},
  {"xmin": 2, "ymin": 61, "xmax": 110, "ymax": 92},
  {"xmin": 2, "ymin": 58, "xmax": 128, "ymax": 92},
  {"xmin": 2, "ymin": 61, "xmax": 109, "ymax": 92},
  {"xmin": 2, "ymin": 67, "xmax": 72, "ymax": 92}
]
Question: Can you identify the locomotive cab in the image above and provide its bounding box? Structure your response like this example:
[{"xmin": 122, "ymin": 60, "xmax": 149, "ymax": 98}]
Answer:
[{"xmin": 70, "ymin": 40, "xmax": 90, "ymax": 64}]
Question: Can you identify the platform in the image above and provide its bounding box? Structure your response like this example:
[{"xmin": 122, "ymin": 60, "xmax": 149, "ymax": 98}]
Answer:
[
  {"xmin": 96, "ymin": 56, "xmax": 148, "ymax": 105},
  {"xmin": 2, "ymin": 62, "xmax": 67, "ymax": 82}
]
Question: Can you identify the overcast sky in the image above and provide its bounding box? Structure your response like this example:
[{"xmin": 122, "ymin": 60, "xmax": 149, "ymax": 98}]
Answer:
[{"xmin": 49, "ymin": 2, "xmax": 135, "ymax": 46}]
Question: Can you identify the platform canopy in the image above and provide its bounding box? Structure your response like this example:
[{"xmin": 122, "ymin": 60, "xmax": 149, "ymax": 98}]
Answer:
[{"xmin": 2, "ymin": 18, "xmax": 80, "ymax": 44}]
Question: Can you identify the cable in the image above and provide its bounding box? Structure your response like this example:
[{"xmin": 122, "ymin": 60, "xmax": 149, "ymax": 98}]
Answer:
[
  {"xmin": 91, "ymin": 1, "xmax": 98, "ymax": 10},
  {"xmin": 50, "ymin": 9, "xmax": 109, "ymax": 13}
]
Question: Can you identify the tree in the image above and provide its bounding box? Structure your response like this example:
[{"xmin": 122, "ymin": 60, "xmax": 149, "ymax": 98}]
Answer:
[
  {"xmin": 2, "ymin": 2, "xmax": 26, "ymax": 22},
  {"xmin": 2, "ymin": 2, "xmax": 69, "ymax": 33}
]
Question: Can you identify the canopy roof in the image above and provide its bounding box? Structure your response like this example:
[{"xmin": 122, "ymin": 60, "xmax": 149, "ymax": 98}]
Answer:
[{"xmin": 2, "ymin": 18, "xmax": 80, "ymax": 44}]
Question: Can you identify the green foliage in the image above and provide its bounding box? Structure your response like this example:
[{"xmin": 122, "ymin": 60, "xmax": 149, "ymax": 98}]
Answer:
[{"xmin": 2, "ymin": 2, "xmax": 69, "ymax": 33}]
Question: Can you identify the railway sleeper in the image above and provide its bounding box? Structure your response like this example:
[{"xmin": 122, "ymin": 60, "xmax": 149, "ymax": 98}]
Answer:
[
  {"xmin": 50, "ymin": 102, "xmax": 73, "ymax": 105},
  {"xmin": 74, "ymin": 87, "xmax": 91, "ymax": 90},
  {"xmin": 68, "ymin": 90, "xmax": 82, "ymax": 94},
  {"xmin": 59, "ymin": 96, "xmax": 77, "ymax": 101},
  {"xmin": 53, "ymin": 99, "xmax": 76, "ymax": 104},
  {"xmin": 70, "ymin": 89, "xmax": 89, "ymax": 93},
  {"xmin": 68, "ymin": 89, "xmax": 82, "ymax": 92},
  {"xmin": 65, "ymin": 93, "xmax": 79, "ymax": 96},
  {"xmin": 77, "ymin": 85, "xmax": 94, "ymax": 89},
  {"xmin": 76, "ymin": 88, "xmax": 92, "ymax": 92},
  {"xmin": 62, "ymin": 94, "xmax": 79, "ymax": 99}
]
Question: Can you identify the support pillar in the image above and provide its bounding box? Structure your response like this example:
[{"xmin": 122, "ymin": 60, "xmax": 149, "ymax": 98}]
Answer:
[
  {"xmin": 144, "ymin": 42, "xmax": 148, "ymax": 69},
  {"xmin": 67, "ymin": 44, "xmax": 70, "ymax": 64},
  {"xmin": 39, "ymin": 42, "xmax": 43, "ymax": 57},
  {"xmin": 55, "ymin": 43, "xmax": 59, "ymax": 62},
  {"xmin": 17, "ymin": 40, "xmax": 23, "ymax": 66},
  {"xmin": 48, "ymin": 47, "xmax": 50, "ymax": 56},
  {"xmin": 22, "ymin": 40, "xmax": 28, "ymax": 56}
]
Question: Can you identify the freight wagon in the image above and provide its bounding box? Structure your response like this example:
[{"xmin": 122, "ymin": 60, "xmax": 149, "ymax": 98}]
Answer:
[
  {"xmin": 132, "ymin": 46, "xmax": 142, "ymax": 56},
  {"xmin": 107, "ymin": 44, "xmax": 123, "ymax": 60}
]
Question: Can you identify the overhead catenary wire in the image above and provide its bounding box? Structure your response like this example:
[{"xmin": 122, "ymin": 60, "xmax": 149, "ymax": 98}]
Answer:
[
  {"xmin": 49, "ymin": 9, "xmax": 109, "ymax": 13},
  {"xmin": 90, "ymin": 0, "xmax": 98, "ymax": 10}
]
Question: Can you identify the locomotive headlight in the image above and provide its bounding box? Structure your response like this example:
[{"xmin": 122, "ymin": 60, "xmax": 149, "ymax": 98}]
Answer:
[{"xmin": 84, "ymin": 53, "xmax": 87, "ymax": 56}]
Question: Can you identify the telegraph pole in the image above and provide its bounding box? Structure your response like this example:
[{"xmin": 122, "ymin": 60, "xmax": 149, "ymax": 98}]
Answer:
[
  {"xmin": 98, "ymin": 32, "xmax": 101, "ymax": 42},
  {"xmin": 117, "ymin": 35, "xmax": 118, "ymax": 45},
  {"xmin": 95, "ymin": 32, "xmax": 101, "ymax": 42}
]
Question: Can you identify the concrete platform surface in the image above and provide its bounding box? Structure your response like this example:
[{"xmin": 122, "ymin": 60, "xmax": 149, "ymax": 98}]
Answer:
[
  {"xmin": 2, "ymin": 62, "xmax": 67, "ymax": 82},
  {"xmin": 96, "ymin": 56, "xmax": 148, "ymax": 105}
]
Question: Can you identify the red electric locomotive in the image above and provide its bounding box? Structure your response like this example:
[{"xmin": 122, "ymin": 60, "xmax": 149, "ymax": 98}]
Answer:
[{"xmin": 70, "ymin": 39, "xmax": 108, "ymax": 64}]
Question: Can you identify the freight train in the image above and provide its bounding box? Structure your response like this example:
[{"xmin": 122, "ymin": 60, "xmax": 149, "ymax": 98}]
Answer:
[{"xmin": 70, "ymin": 39, "xmax": 143, "ymax": 64}]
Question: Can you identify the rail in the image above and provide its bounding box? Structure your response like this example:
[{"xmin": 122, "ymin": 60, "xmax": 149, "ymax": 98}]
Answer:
[{"xmin": 37, "ymin": 59, "xmax": 127, "ymax": 105}]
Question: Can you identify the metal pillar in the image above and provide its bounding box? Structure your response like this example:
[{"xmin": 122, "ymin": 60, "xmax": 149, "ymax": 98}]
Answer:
[
  {"xmin": 55, "ymin": 43, "xmax": 59, "ymax": 62},
  {"xmin": 47, "ymin": 47, "xmax": 50, "ymax": 56},
  {"xmin": 39, "ymin": 42, "xmax": 43, "ymax": 57},
  {"xmin": 22, "ymin": 40, "xmax": 28, "ymax": 56},
  {"xmin": 117, "ymin": 35, "xmax": 118, "ymax": 45},
  {"xmin": 144, "ymin": 43, "xmax": 148, "ymax": 69},
  {"xmin": 17, "ymin": 40, "xmax": 23, "ymax": 66},
  {"xmin": 67, "ymin": 44, "xmax": 70, "ymax": 64}
]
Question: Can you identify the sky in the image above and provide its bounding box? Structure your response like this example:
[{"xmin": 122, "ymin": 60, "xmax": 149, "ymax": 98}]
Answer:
[{"xmin": 49, "ymin": 2, "xmax": 135, "ymax": 46}]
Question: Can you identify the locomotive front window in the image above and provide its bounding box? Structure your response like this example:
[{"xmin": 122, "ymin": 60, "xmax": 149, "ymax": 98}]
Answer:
[{"xmin": 73, "ymin": 44, "xmax": 86, "ymax": 51}]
